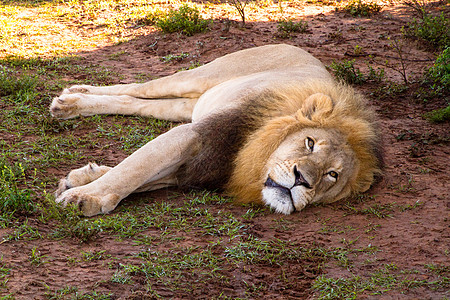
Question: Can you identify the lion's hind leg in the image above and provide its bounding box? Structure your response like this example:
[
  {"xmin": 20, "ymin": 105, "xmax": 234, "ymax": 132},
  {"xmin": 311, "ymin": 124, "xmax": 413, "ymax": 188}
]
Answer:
[{"xmin": 55, "ymin": 163, "xmax": 111, "ymax": 197}]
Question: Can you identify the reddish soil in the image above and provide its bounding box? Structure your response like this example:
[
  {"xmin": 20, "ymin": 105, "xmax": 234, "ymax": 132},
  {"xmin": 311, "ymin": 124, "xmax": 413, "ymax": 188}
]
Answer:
[{"xmin": 1, "ymin": 1, "xmax": 449, "ymax": 299}]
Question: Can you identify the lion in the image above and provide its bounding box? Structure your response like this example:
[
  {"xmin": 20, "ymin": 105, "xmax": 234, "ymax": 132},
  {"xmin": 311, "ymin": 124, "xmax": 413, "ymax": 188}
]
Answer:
[{"xmin": 50, "ymin": 44, "xmax": 383, "ymax": 216}]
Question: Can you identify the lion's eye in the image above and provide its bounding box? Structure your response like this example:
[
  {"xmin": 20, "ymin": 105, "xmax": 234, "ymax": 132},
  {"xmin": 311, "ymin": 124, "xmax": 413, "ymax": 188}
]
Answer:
[
  {"xmin": 305, "ymin": 137, "xmax": 315, "ymax": 152},
  {"xmin": 328, "ymin": 171, "xmax": 338, "ymax": 180}
]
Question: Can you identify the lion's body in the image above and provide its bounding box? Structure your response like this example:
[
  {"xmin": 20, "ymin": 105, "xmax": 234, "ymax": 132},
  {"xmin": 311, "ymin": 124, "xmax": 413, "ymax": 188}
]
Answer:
[{"xmin": 51, "ymin": 44, "xmax": 382, "ymax": 216}]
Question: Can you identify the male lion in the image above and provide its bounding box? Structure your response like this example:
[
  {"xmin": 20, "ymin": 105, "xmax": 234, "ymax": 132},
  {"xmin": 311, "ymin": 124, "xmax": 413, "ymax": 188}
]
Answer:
[{"xmin": 50, "ymin": 44, "xmax": 382, "ymax": 216}]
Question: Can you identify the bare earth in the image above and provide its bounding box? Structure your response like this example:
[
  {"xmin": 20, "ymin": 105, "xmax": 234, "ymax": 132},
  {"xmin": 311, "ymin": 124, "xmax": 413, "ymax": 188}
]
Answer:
[{"xmin": 0, "ymin": 1, "xmax": 449, "ymax": 299}]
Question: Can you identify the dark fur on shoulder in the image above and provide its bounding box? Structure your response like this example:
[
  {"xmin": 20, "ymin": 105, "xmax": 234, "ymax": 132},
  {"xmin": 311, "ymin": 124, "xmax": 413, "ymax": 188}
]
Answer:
[{"xmin": 176, "ymin": 102, "xmax": 269, "ymax": 190}]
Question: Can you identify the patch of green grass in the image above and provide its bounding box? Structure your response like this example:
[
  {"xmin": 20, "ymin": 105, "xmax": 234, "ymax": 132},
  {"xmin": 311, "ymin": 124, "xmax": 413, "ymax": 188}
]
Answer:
[
  {"xmin": 330, "ymin": 59, "xmax": 366, "ymax": 84},
  {"xmin": 3, "ymin": 219, "xmax": 42, "ymax": 241},
  {"xmin": 277, "ymin": 19, "xmax": 309, "ymax": 38},
  {"xmin": 314, "ymin": 263, "xmax": 450, "ymax": 298},
  {"xmin": 116, "ymin": 246, "xmax": 224, "ymax": 294},
  {"xmin": 82, "ymin": 250, "xmax": 110, "ymax": 261},
  {"xmin": 29, "ymin": 246, "xmax": 47, "ymax": 266},
  {"xmin": 313, "ymin": 275, "xmax": 372, "ymax": 299},
  {"xmin": 425, "ymin": 105, "xmax": 450, "ymax": 123},
  {"xmin": 403, "ymin": 13, "xmax": 450, "ymax": 49},
  {"xmin": 45, "ymin": 286, "xmax": 114, "ymax": 300},
  {"xmin": 0, "ymin": 67, "xmax": 38, "ymax": 101},
  {"xmin": 425, "ymin": 47, "xmax": 450, "ymax": 96},
  {"xmin": 154, "ymin": 4, "xmax": 210, "ymax": 36},
  {"xmin": 46, "ymin": 201, "xmax": 102, "ymax": 243},
  {"xmin": 0, "ymin": 158, "xmax": 37, "ymax": 222},
  {"xmin": 0, "ymin": 257, "xmax": 11, "ymax": 289},
  {"xmin": 343, "ymin": 203, "xmax": 394, "ymax": 219},
  {"xmin": 425, "ymin": 263, "xmax": 449, "ymax": 275},
  {"xmin": 160, "ymin": 52, "xmax": 190, "ymax": 63},
  {"xmin": 342, "ymin": 0, "xmax": 382, "ymax": 17},
  {"xmin": 96, "ymin": 117, "xmax": 172, "ymax": 154}
]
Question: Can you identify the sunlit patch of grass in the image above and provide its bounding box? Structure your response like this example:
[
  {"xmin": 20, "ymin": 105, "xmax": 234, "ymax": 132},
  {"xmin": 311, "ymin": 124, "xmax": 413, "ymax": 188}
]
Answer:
[{"xmin": 0, "ymin": 1, "xmax": 176, "ymax": 57}]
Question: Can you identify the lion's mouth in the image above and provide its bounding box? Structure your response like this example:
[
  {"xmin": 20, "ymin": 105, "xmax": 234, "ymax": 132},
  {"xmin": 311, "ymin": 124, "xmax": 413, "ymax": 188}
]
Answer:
[{"xmin": 264, "ymin": 177, "xmax": 296, "ymax": 212}]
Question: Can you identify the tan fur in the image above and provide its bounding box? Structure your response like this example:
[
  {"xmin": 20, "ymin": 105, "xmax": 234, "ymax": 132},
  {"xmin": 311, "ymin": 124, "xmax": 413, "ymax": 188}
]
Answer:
[{"xmin": 50, "ymin": 44, "xmax": 381, "ymax": 216}]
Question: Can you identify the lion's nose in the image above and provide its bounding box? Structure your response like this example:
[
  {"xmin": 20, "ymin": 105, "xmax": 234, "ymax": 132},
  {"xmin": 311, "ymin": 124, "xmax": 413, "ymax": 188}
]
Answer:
[{"xmin": 293, "ymin": 165, "xmax": 311, "ymax": 189}]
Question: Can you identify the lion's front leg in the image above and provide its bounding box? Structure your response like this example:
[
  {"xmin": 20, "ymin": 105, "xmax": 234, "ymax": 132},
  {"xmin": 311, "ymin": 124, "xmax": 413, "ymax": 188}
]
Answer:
[{"xmin": 55, "ymin": 124, "xmax": 199, "ymax": 216}]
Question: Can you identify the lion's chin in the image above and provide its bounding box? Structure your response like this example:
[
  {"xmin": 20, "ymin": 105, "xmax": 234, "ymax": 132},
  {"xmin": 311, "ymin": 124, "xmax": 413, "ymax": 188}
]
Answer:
[
  {"xmin": 262, "ymin": 185, "xmax": 311, "ymax": 214},
  {"xmin": 261, "ymin": 187, "xmax": 295, "ymax": 214}
]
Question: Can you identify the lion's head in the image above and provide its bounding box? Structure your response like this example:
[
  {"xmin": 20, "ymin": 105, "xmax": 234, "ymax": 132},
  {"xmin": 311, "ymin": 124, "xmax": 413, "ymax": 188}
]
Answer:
[{"xmin": 227, "ymin": 82, "xmax": 382, "ymax": 214}]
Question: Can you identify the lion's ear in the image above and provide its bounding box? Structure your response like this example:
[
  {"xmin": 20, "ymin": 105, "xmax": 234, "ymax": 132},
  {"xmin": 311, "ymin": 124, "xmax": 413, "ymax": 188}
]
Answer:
[{"xmin": 300, "ymin": 93, "xmax": 334, "ymax": 121}]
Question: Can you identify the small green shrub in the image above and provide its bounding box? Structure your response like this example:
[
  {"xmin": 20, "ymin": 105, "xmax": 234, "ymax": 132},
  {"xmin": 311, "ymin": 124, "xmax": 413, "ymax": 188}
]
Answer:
[
  {"xmin": 330, "ymin": 59, "xmax": 366, "ymax": 84},
  {"xmin": 277, "ymin": 19, "xmax": 309, "ymax": 38},
  {"xmin": 155, "ymin": 5, "xmax": 210, "ymax": 36},
  {"xmin": 425, "ymin": 105, "xmax": 450, "ymax": 123},
  {"xmin": 426, "ymin": 47, "xmax": 450, "ymax": 94},
  {"xmin": 342, "ymin": 0, "xmax": 382, "ymax": 17},
  {"xmin": 367, "ymin": 65, "xmax": 386, "ymax": 83},
  {"xmin": 403, "ymin": 13, "xmax": 450, "ymax": 49}
]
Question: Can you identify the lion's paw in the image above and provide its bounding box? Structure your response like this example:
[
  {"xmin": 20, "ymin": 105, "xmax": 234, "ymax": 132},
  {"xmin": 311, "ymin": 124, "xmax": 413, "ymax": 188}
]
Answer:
[
  {"xmin": 55, "ymin": 188, "xmax": 120, "ymax": 217},
  {"xmin": 55, "ymin": 163, "xmax": 111, "ymax": 198},
  {"xmin": 62, "ymin": 85, "xmax": 94, "ymax": 95},
  {"xmin": 50, "ymin": 94, "xmax": 84, "ymax": 119}
]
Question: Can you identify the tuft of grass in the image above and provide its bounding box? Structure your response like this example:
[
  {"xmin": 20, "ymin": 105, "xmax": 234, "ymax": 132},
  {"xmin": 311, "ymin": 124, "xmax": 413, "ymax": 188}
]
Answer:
[
  {"xmin": 342, "ymin": 0, "xmax": 382, "ymax": 17},
  {"xmin": 82, "ymin": 250, "xmax": 109, "ymax": 261},
  {"xmin": 313, "ymin": 275, "xmax": 372, "ymax": 299},
  {"xmin": 0, "ymin": 67, "xmax": 38, "ymax": 102},
  {"xmin": 29, "ymin": 246, "xmax": 47, "ymax": 266},
  {"xmin": 0, "ymin": 257, "xmax": 11, "ymax": 289},
  {"xmin": 277, "ymin": 19, "xmax": 309, "ymax": 38},
  {"xmin": 0, "ymin": 158, "xmax": 37, "ymax": 222},
  {"xmin": 403, "ymin": 13, "xmax": 450, "ymax": 49},
  {"xmin": 154, "ymin": 4, "xmax": 210, "ymax": 36}
]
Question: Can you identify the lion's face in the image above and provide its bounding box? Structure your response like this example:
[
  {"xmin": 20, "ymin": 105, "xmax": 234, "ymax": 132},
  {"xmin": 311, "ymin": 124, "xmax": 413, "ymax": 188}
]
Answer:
[
  {"xmin": 228, "ymin": 89, "xmax": 382, "ymax": 214},
  {"xmin": 262, "ymin": 128, "xmax": 357, "ymax": 214}
]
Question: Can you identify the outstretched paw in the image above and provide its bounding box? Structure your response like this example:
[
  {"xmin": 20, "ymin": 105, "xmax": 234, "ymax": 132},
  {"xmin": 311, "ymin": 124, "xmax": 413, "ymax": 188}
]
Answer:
[
  {"xmin": 62, "ymin": 85, "xmax": 94, "ymax": 95},
  {"xmin": 55, "ymin": 163, "xmax": 111, "ymax": 198},
  {"xmin": 50, "ymin": 94, "xmax": 84, "ymax": 119},
  {"xmin": 56, "ymin": 188, "xmax": 120, "ymax": 217}
]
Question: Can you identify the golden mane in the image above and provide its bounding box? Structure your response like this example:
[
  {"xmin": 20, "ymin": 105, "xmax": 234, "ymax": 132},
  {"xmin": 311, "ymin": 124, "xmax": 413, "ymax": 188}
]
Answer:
[{"xmin": 227, "ymin": 80, "xmax": 382, "ymax": 204}]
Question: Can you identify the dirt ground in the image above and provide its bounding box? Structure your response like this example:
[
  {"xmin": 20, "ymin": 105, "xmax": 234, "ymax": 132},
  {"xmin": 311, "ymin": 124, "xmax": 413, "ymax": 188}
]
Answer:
[{"xmin": 0, "ymin": 0, "xmax": 449, "ymax": 299}]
